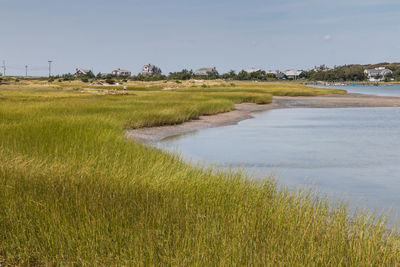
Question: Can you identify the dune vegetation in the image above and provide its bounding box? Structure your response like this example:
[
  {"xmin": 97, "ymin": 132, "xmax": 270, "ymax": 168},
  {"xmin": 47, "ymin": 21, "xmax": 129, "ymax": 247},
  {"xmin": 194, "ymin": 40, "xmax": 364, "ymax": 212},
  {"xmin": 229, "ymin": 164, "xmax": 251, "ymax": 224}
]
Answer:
[{"xmin": 1, "ymin": 80, "xmax": 399, "ymax": 265}]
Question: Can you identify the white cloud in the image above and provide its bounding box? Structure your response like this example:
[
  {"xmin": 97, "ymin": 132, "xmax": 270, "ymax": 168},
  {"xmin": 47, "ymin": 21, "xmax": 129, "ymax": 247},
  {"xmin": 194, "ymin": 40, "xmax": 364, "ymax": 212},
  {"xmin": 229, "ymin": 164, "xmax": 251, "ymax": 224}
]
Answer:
[{"xmin": 323, "ymin": 34, "xmax": 332, "ymax": 41}]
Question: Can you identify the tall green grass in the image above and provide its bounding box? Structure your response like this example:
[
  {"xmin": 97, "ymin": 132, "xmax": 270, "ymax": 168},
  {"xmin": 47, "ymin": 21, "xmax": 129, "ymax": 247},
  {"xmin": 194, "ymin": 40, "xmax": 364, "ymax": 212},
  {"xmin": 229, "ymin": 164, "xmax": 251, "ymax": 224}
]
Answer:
[{"xmin": 1, "ymin": 83, "xmax": 399, "ymax": 265}]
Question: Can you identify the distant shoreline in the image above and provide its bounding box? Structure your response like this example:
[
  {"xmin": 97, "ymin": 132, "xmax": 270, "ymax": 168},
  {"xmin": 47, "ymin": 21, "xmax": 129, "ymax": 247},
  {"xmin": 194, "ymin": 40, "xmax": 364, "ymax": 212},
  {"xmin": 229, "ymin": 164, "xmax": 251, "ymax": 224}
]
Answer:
[{"xmin": 126, "ymin": 93, "xmax": 400, "ymax": 144}]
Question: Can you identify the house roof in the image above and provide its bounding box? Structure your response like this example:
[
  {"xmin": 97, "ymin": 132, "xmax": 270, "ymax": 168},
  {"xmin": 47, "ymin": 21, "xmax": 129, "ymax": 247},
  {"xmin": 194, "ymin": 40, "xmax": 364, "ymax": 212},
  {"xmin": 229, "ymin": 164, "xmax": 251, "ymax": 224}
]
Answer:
[
  {"xmin": 142, "ymin": 64, "xmax": 161, "ymax": 71},
  {"xmin": 77, "ymin": 69, "xmax": 91, "ymax": 73},
  {"xmin": 196, "ymin": 67, "xmax": 216, "ymax": 72},
  {"xmin": 143, "ymin": 64, "xmax": 158, "ymax": 68},
  {"xmin": 244, "ymin": 68, "xmax": 262, "ymax": 73},
  {"xmin": 265, "ymin": 70, "xmax": 281, "ymax": 74},
  {"xmin": 113, "ymin": 69, "xmax": 131, "ymax": 73},
  {"xmin": 365, "ymin": 69, "xmax": 380, "ymax": 74},
  {"xmin": 284, "ymin": 70, "xmax": 304, "ymax": 76},
  {"xmin": 364, "ymin": 68, "xmax": 392, "ymax": 76}
]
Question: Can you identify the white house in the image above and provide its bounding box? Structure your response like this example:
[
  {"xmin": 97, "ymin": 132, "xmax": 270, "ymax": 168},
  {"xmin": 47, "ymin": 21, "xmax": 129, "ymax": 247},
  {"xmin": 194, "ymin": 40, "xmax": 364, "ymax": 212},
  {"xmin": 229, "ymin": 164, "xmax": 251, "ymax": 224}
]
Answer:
[
  {"xmin": 75, "ymin": 68, "xmax": 92, "ymax": 77},
  {"xmin": 283, "ymin": 70, "xmax": 305, "ymax": 80},
  {"xmin": 194, "ymin": 67, "xmax": 219, "ymax": 76},
  {"xmin": 364, "ymin": 67, "xmax": 393, "ymax": 81},
  {"xmin": 141, "ymin": 64, "xmax": 162, "ymax": 75},
  {"xmin": 112, "ymin": 68, "xmax": 131, "ymax": 77},
  {"xmin": 264, "ymin": 70, "xmax": 286, "ymax": 79}
]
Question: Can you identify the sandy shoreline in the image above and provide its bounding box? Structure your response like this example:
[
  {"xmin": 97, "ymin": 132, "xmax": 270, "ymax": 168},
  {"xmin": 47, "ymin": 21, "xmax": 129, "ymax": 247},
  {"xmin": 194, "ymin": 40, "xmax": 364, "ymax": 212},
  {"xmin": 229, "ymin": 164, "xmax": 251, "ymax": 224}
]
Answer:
[{"xmin": 126, "ymin": 93, "xmax": 400, "ymax": 144}]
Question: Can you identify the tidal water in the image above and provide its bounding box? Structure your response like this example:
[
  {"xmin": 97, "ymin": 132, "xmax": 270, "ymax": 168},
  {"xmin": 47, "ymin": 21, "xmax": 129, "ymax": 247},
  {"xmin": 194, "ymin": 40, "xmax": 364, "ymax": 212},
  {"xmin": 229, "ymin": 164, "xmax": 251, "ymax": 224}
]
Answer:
[
  {"xmin": 159, "ymin": 85, "xmax": 400, "ymax": 222},
  {"xmin": 316, "ymin": 83, "xmax": 400, "ymax": 97}
]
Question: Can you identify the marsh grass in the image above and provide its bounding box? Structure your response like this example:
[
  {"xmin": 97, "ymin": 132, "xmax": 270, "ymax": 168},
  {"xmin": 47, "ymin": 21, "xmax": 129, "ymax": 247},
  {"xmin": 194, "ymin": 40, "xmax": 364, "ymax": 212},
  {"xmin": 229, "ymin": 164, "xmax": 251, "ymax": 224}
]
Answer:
[
  {"xmin": 175, "ymin": 82, "xmax": 347, "ymax": 96},
  {"xmin": 1, "ymin": 82, "xmax": 399, "ymax": 265},
  {"xmin": 90, "ymin": 85, "xmax": 164, "ymax": 91}
]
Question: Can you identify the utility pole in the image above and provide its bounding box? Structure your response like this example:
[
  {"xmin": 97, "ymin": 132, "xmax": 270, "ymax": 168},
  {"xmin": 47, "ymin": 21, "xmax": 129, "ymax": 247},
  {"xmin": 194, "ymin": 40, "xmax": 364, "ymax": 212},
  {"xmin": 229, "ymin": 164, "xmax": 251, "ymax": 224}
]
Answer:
[
  {"xmin": 48, "ymin": 60, "xmax": 52, "ymax": 77},
  {"xmin": 25, "ymin": 65, "xmax": 28, "ymax": 77},
  {"xmin": 2, "ymin": 60, "xmax": 5, "ymax": 77}
]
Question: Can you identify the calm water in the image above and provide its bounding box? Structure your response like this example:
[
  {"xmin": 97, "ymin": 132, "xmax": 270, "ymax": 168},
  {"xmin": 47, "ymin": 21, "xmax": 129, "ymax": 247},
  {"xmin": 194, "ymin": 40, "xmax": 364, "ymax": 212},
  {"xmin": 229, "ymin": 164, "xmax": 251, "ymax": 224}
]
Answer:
[
  {"xmin": 160, "ymin": 106, "xmax": 400, "ymax": 221},
  {"xmin": 315, "ymin": 83, "xmax": 400, "ymax": 96}
]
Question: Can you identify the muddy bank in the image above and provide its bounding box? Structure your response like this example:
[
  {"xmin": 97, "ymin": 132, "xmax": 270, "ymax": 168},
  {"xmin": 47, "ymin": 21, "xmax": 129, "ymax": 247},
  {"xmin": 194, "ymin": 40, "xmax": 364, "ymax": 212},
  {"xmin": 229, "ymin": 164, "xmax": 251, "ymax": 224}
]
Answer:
[{"xmin": 126, "ymin": 93, "xmax": 400, "ymax": 144}]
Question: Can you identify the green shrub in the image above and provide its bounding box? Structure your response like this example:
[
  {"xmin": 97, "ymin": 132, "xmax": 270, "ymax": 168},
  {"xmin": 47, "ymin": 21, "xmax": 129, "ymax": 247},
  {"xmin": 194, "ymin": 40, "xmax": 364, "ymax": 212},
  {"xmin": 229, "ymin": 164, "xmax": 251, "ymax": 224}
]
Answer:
[{"xmin": 106, "ymin": 78, "xmax": 115, "ymax": 85}]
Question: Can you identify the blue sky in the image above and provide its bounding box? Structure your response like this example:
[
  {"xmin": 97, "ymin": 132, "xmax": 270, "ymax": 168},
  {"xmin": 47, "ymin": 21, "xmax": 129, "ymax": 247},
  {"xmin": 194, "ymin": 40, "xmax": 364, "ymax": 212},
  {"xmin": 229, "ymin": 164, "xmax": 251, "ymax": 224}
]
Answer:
[{"xmin": 1, "ymin": 0, "xmax": 400, "ymax": 76}]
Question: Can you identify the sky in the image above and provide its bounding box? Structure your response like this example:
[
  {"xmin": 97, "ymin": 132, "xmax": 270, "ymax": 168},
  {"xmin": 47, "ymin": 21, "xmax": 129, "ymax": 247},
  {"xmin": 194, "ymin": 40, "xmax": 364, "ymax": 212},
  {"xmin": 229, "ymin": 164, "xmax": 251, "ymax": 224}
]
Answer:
[{"xmin": 1, "ymin": 0, "xmax": 400, "ymax": 76}]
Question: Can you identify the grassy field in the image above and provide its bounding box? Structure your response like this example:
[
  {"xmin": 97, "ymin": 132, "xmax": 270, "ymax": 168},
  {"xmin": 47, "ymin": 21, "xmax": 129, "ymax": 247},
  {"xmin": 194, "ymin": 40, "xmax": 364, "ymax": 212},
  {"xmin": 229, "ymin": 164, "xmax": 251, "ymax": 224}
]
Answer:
[{"xmin": 1, "ymin": 80, "xmax": 400, "ymax": 265}]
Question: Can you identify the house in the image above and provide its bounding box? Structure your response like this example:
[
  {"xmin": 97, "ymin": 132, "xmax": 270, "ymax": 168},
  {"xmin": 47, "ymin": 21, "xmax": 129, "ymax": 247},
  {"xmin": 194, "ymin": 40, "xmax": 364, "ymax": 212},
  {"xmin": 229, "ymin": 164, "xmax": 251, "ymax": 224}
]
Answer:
[
  {"xmin": 313, "ymin": 64, "xmax": 330, "ymax": 72},
  {"xmin": 75, "ymin": 68, "xmax": 92, "ymax": 77},
  {"xmin": 141, "ymin": 64, "xmax": 162, "ymax": 75},
  {"xmin": 283, "ymin": 70, "xmax": 305, "ymax": 80},
  {"xmin": 266, "ymin": 70, "xmax": 286, "ymax": 79},
  {"xmin": 112, "ymin": 68, "xmax": 131, "ymax": 77},
  {"xmin": 275, "ymin": 72, "xmax": 287, "ymax": 79},
  {"xmin": 194, "ymin": 67, "xmax": 219, "ymax": 76},
  {"xmin": 364, "ymin": 67, "xmax": 393, "ymax": 81},
  {"xmin": 244, "ymin": 68, "xmax": 262, "ymax": 74}
]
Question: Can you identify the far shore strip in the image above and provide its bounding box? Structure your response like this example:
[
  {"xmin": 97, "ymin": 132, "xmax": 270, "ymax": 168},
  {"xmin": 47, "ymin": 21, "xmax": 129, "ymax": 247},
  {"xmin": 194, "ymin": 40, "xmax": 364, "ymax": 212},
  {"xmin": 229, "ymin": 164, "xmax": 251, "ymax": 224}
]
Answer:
[{"xmin": 126, "ymin": 93, "xmax": 400, "ymax": 144}]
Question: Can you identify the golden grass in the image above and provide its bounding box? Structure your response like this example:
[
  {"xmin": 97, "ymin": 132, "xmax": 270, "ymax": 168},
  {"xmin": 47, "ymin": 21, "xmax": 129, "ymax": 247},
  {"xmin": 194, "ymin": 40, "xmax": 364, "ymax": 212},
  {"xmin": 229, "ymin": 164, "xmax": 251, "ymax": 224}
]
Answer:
[{"xmin": 2, "ymin": 81, "xmax": 399, "ymax": 265}]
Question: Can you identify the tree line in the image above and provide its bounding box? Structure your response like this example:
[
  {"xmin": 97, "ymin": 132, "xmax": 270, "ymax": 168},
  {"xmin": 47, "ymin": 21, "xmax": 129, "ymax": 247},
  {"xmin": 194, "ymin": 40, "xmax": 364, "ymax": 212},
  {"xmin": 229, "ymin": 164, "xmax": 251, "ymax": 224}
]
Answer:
[
  {"xmin": 53, "ymin": 69, "xmax": 280, "ymax": 83},
  {"xmin": 15, "ymin": 62, "xmax": 400, "ymax": 83},
  {"xmin": 305, "ymin": 63, "xmax": 400, "ymax": 82}
]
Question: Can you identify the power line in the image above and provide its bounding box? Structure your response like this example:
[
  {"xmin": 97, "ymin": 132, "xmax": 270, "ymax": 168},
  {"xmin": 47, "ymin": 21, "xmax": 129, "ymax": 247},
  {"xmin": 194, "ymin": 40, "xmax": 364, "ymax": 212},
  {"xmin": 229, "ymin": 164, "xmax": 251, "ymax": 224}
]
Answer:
[
  {"xmin": 29, "ymin": 67, "xmax": 50, "ymax": 71},
  {"xmin": 6, "ymin": 65, "xmax": 48, "ymax": 71},
  {"xmin": 0, "ymin": 61, "xmax": 60, "ymax": 76}
]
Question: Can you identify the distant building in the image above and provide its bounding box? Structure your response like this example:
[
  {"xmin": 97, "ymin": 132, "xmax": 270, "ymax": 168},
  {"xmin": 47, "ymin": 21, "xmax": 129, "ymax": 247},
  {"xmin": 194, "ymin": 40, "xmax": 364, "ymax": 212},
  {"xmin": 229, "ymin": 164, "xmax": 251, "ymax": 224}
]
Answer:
[
  {"xmin": 275, "ymin": 72, "xmax": 286, "ymax": 79},
  {"xmin": 194, "ymin": 67, "xmax": 219, "ymax": 76},
  {"xmin": 313, "ymin": 64, "xmax": 330, "ymax": 72},
  {"xmin": 266, "ymin": 70, "xmax": 286, "ymax": 79},
  {"xmin": 244, "ymin": 68, "xmax": 262, "ymax": 74},
  {"xmin": 283, "ymin": 70, "xmax": 305, "ymax": 80},
  {"xmin": 112, "ymin": 68, "xmax": 131, "ymax": 77},
  {"xmin": 75, "ymin": 68, "xmax": 92, "ymax": 77},
  {"xmin": 141, "ymin": 64, "xmax": 162, "ymax": 75},
  {"xmin": 364, "ymin": 67, "xmax": 392, "ymax": 81}
]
